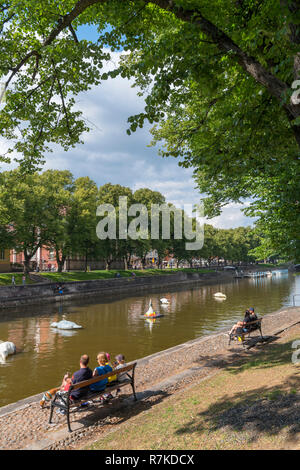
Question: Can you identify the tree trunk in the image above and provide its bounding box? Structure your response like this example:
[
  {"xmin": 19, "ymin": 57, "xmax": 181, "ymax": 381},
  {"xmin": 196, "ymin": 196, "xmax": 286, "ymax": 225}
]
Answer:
[
  {"xmin": 23, "ymin": 248, "xmax": 35, "ymax": 274},
  {"xmin": 105, "ymin": 257, "xmax": 112, "ymax": 270},
  {"xmin": 56, "ymin": 249, "xmax": 66, "ymax": 273},
  {"xmin": 23, "ymin": 257, "xmax": 31, "ymax": 274},
  {"xmin": 85, "ymin": 249, "xmax": 88, "ymax": 272},
  {"xmin": 57, "ymin": 259, "xmax": 65, "ymax": 272},
  {"xmin": 157, "ymin": 255, "xmax": 161, "ymax": 269}
]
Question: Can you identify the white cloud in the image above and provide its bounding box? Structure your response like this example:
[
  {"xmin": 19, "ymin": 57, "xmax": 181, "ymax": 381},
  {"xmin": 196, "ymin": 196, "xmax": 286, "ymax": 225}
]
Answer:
[
  {"xmin": 209, "ymin": 202, "xmax": 256, "ymax": 229},
  {"xmin": 0, "ymin": 49, "xmax": 255, "ymax": 229}
]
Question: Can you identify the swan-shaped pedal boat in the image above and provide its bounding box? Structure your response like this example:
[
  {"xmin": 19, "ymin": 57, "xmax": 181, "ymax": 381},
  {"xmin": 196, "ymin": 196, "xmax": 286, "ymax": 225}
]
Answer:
[
  {"xmin": 50, "ymin": 320, "xmax": 82, "ymax": 330},
  {"xmin": 0, "ymin": 341, "xmax": 16, "ymax": 361},
  {"xmin": 144, "ymin": 300, "xmax": 164, "ymax": 319},
  {"xmin": 213, "ymin": 292, "xmax": 227, "ymax": 299}
]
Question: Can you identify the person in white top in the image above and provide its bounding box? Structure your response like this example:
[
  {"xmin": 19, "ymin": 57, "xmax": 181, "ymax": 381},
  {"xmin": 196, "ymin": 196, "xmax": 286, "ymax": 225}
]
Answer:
[{"xmin": 114, "ymin": 354, "xmax": 127, "ymax": 395}]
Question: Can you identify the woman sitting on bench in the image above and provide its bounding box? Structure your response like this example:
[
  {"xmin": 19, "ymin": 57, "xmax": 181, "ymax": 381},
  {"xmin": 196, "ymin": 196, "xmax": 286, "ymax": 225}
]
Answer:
[
  {"xmin": 229, "ymin": 308, "xmax": 259, "ymax": 337},
  {"xmin": 229, "ymin": 320, "xmax": 246, "ymax": 337},
  {"xmin": 90, "ymin": 352, "xmax": 113, "ymax": 393},
  {"xmin": 246, "ymin": 307, "xmax": 259, "ymax": 328}
]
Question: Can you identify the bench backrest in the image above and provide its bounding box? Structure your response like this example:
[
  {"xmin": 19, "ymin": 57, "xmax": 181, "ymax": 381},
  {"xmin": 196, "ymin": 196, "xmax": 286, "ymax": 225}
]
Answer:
[
  {"xmin": 245, "ymin": 318, "xmax": 262, "ymax": 326},
  {"xmin": 70, "ymin": 362, "xmax": 137, "ymax": 391}
]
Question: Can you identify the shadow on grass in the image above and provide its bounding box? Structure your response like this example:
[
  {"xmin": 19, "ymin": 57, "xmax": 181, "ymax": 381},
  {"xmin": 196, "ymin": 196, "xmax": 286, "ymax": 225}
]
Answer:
[
  {"xmin": 194, "ymin": 335, "xmax": 296, "ymax": 375},
  {"xmin": 175, "ymin": 338, "xmax": 300, "ymax": 444},
  {"xmin": 175, "ymin": 373, "xmax": 300, "ymax": 443}
]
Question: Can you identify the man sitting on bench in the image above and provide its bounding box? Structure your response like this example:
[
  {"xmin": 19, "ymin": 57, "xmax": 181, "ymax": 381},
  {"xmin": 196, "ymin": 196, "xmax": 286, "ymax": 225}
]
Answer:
[{"xmin": 245, "ymin": 308, "xmax": 259, "ymax": 332}]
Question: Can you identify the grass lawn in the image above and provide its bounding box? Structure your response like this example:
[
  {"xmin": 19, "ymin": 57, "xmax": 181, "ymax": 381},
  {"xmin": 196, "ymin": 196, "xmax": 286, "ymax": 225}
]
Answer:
[
  {"xmin": 256, "ymin": 263, "xmax": 286, "ymax": 268},
  {"xmin": 0, "ymin": 273, "xmax": 34, "ymax": 286},
  {"xmin": 0, "ymin": 268, "xmax": 214, "ymax": 285},
  {"xmin": 84, "ymin": 331, "xmax": 300, "ymax": 450},
  {"xmin": 37, "ymin": 268, "xmax": 214, "ymax": 283}
]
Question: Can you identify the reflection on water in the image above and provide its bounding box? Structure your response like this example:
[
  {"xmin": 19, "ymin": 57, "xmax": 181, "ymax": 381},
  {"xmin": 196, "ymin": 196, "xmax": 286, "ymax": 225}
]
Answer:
[{"xmin": 0, "ymin": 272, "xmax": 299, "ymax": 407}]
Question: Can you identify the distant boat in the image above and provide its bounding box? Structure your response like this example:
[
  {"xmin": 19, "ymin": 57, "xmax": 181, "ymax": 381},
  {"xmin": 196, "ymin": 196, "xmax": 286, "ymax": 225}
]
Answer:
[
  {"xmin": 144, "ymin": 299, "xmax": 164, "ymax": 318},
  {"xmin": 51, "ymin": 320, "xmax": 82, "ymax": 330},
  {"xmin": 213, "ymin": 292, "xmax": 227, "ymax": 299},
  {"xmin": 0, "ymin": 341, "xmax": 16, "ymax": 361}
]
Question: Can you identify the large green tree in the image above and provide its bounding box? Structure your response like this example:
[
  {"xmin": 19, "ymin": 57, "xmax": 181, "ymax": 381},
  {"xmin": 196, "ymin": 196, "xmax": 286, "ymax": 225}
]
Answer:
[
  {"xmin": 97, "ymin": 182, "xmax": 135, "ymax": 269},
  {"xmin": 0, "ymin": 169, "xmax": 73, "ymax": 272},
  {"xmin": 0, "ymin": 0, "xmax": 299, "ymax": 259},
  {"xmin": 44, "ymin": 173, "xmax": 99, "ymax": 272}
]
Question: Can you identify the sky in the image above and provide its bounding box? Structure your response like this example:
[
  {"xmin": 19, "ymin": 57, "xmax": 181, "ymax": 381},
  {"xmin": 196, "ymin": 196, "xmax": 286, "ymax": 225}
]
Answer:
[{"xmin": 0, "ymin": 24, "xmax": 255, "ymax": 230}]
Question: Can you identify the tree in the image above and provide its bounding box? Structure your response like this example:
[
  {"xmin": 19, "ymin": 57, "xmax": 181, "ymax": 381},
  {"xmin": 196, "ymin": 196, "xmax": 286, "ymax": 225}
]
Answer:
[
  {"xmin": 197, "ymin": 224, "xmax": 218, "ymax": 266},
  {"xmin": 39, "ymin": 169, "xmax": 75, "ymax": 272},
  {"xmin": 97, "ymin": 183, "xmax": 134, "ymax": 269},
  {"xmin": 0, "ymin": 0, "xmax": 299, "ymax": 165},
  {"xmin": 0, "ymin": 169, "xmax": 66, "ymax": 273},
  {"xmin": 0, "ymin": 169, "xmax": 101, "ymax": 272},
  {"xmin": 133, "ymin": 187, "xmax": 166, "ymax": 267},
  {"xmin": 70, "ymin": 176, "xmax": 99, "ymax": 271},
  {"xmin": 44, "ymin": 173, "xmax": 99, "ymax": 272},
  {"xmin": 0, "ymin": 1, "xmax": 299, "ymax": 259}
]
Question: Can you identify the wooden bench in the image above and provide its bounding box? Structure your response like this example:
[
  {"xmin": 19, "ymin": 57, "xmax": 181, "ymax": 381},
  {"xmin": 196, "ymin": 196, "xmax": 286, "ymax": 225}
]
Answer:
[
  {"xmin": 228, "ymin": 318, "xmax": 263, "ymax": 347},
  {"xmin": 49, "ymin": 362, "xmax": 137, "ymax": 432}
]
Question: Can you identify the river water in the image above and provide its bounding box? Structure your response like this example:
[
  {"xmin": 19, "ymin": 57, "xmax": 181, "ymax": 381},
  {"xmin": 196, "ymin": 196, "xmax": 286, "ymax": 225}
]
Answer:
[{"xmin": 0, "ymin": 271, "xmax": 299, "ymax": 408}]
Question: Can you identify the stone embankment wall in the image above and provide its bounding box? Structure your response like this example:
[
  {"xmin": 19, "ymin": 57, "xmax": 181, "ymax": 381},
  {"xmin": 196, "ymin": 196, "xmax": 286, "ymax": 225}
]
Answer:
[{"xmin": 0, "ymin": 271, "xmax": 227, "ymax": 310}]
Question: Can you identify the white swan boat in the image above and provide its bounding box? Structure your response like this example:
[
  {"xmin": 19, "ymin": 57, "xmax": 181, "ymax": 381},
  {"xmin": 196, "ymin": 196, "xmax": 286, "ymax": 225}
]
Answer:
[
  {"xmin": 213, "ymin": 292, "xmax": 227, "ymax": 299},
  {"xmin": 144, "ymin": 300, "xmax": 164, "ymax": 318},
  {"xmin": 51, "ymin": 320, "xmax": 82, "ymax": 330},
  {"xmin": 0, "ymin": 341, "xmax": 16, "ymax": 361}
]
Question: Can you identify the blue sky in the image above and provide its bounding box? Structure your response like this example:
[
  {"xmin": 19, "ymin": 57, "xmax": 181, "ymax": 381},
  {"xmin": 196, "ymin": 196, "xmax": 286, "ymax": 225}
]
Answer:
[{"xmin": 0, "ymin": 25, "xmax": 255, "ymax": 229}]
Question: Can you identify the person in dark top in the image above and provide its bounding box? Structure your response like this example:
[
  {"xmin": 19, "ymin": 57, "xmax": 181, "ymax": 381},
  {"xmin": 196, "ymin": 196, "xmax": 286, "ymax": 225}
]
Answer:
[
  {"xmin": 247, "ymin": 307, "xmax": 259, "ymax": 331},
  {"xmin": 242, "ymin": 309, "xmax": 252, "ymax": 332},
  {"xmin": 67, "ymin": 354, "xmax": 93, "ymax": 400},
  {"xmin": 248, "ymin": 307, "xmax": 258, "ymax": 321}
]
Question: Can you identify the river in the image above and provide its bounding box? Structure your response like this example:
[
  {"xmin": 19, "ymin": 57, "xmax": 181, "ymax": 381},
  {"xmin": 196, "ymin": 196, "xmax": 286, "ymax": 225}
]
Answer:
[{"xmin": 0, "ymin": 271, "xmax": 299, "ymax": 407}]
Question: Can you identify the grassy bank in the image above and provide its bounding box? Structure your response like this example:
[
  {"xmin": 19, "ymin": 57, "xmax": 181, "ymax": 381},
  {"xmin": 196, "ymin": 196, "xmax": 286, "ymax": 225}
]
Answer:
[
  {"xmin": 85, "ymin": 329, "xmax": 300, "ymax": 450},
  {"xmin": 0, "ymin": 273, "xmax": 34, "ymax": 286},
  {"xmin": 0, "ymin": 268, "xmax": 214, "ymax": 286}
]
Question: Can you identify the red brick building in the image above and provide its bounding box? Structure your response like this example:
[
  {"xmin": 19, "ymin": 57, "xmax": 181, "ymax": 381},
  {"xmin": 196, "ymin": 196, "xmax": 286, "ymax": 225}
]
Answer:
[
  {"xmin": 10, "ymin": 247, "xmax": 125, "ymax": 271},
  {"xmin": 10, "ymin": 247, "xmax": 58, "ymax": 271}
]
